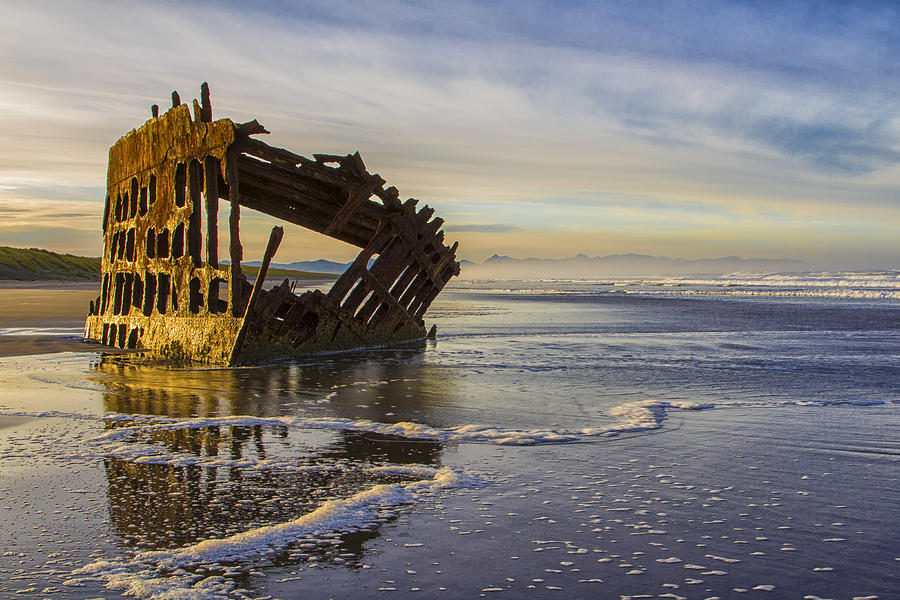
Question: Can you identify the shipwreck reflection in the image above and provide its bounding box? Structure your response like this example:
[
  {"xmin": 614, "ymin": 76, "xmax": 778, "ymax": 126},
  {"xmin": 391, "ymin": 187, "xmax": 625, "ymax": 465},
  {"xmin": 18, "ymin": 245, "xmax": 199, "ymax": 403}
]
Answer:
[
  {"xmin": 93, "ymin": 350, "xmax": 449, "ymax": 566},
  {"xmin": 93, "ymin": 346, "xmax": 448, "ymax": 421}
]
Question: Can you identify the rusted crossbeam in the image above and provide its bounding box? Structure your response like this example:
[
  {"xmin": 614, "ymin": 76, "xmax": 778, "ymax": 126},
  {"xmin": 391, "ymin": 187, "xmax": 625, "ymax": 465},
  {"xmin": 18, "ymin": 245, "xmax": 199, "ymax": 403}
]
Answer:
[{"xmin": 84, "ymin": 83, "xmax": 460, "ymax": 365}]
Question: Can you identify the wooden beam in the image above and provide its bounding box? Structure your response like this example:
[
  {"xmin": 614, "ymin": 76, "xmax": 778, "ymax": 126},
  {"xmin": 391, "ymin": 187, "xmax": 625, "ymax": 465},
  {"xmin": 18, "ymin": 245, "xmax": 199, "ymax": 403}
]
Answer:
[
  {"xmin": 188, "ymin": 159, "xmax": 203, "ymax": 267},
  {"xmin": 226, "ymin": 147, "xmax": 244, "ymax": 317},
  {"xmin": 204, "ymin": 156, "xmax": 219, "ymax": 268},
  {"xmin": 200, "ymin": 82, "xmax": 212, "ymax": 122},
  {"xmin": 323, "ymin": 178, "xmax": 381, "ymax": 236},
  {"xmin": 236, "ymin": 120, "xmax": 269, "ymax": 137},
  {"xmin": 229, "ymin": 226, "xmax": 283, "ymax": 365}
]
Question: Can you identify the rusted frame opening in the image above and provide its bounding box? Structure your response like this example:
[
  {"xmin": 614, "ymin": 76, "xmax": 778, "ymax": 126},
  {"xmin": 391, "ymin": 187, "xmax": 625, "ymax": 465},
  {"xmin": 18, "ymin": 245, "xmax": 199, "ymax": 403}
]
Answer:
[
  {"xmin": 233, "ymin": 136, "xmax": 460, "ymax": 332},
  {"xmin": 88, "ymin": 82, "xmax": 460, "ymax": 365}
]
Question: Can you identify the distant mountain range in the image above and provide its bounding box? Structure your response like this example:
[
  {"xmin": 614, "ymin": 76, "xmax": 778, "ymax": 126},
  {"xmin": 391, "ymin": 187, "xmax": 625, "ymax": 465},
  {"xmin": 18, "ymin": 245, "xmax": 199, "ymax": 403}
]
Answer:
[
  {"xmin": 458, "ymin": 253, "xmax": 807, "ymax": 278},
  {"xmin": 255, "ymin": 253, "xmax": 807, "ymax": 279},
  {"xmin": 241, "ymin": 259, "xmax": 357, "ymax": 274},
  {"xmin": 2, "ymin": 247, "xmax": 804, "ymax": 282}
]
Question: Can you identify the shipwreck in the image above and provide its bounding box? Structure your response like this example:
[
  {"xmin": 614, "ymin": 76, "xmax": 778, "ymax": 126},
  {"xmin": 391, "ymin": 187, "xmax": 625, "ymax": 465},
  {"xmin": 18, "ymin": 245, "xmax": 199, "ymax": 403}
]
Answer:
[{"xmin": 84, "ymin": 83, "xmax": 460, "ymax": 365}]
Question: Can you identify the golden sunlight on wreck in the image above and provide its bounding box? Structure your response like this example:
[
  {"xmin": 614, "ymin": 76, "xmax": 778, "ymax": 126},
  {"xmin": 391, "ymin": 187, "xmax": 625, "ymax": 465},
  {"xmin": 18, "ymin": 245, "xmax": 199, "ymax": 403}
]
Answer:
[{"xmin": 83, "ymin": 83, "xmax": 460, "ymax": 365}]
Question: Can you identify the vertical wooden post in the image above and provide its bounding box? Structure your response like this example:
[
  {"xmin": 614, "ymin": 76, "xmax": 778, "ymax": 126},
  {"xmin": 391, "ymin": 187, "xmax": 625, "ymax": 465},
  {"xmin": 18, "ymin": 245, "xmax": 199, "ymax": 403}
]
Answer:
[
  {"xmin": 229, "ymin": 226, "xmax": 283, "ymax": 365},
  {"xmin": 251, "ymin": 227, "xmax": 283, "ymax": 304},
  {"xmin": 200, "ymin": 82, "xmax": 212, "ymax": 122},
  {"xmin": 188, "ymin": 160, "xmax": 203, "ymax": 267},
  {"xmin": 226, "ymin": 147, "xmax": 244, "ymax": 316},
  {"xmin": 204, "ymin": 157, "xmax": 219, "ymax": 268}
]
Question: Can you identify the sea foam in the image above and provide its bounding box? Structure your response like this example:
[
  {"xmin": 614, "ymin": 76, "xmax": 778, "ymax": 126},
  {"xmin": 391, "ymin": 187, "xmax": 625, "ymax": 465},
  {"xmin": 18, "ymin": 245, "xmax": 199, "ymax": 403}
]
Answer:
[
  {"xmin": 74, "ymin": 465, "xmax": 481, "ymax": 599},
  {"xmin": 86, "ymin": 399, "xmax": 714, "ymax": 458},
  {"xmin": 451, "ymin": 270, "xmax": 900, "ymax": 301}
]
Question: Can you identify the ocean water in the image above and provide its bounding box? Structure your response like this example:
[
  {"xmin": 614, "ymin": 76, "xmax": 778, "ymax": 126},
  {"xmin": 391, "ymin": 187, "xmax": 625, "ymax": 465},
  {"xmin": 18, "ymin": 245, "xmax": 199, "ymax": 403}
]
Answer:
[{"xmin": 0, "ymin": 272, "xmax": 898, "ymax": 599}]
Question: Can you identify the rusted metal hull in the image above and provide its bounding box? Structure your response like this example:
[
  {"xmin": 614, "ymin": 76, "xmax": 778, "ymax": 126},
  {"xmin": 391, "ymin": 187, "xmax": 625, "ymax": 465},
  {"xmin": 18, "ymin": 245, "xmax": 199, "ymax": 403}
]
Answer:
[{"xmin": 84, "ymin": 84, "xmax": 459, "ymax": 365}]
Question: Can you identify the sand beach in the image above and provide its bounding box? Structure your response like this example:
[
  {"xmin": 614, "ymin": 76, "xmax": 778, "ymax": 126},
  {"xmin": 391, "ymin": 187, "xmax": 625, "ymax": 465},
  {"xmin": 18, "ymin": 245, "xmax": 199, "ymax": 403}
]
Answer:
[
  {"xmin": 0, "ymin": 276, "xmax": 898, "ymax": 599},
  {"xmin": 0, "ymin": 282, "xmax": 99, "ymax": 357}
]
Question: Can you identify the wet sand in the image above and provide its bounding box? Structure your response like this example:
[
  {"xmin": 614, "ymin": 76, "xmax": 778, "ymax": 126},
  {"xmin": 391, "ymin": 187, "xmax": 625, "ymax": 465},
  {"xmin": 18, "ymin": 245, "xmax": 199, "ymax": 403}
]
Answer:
[
  {"xmin": 0, "ymin": 277, "xmax": 336, "ymax": 358},
  {"xmin": 0, "ymin": 283, "xmax": 897, "ymax": 598},
  {"xmin": 0, "ymin": 415, "xmax": 33, "ymax": 430},
  {"xmin": 0, "ymin": 351, "xmax": 897, "ymax": 599},
  {"xmin": 0, "ymin": 334, "xmax": 98, "ymax": 357},
  {"xmin": 0, "ymin": 281, "xmax": 98, "ymax": 320},
  {"xmin": 0, "ymin": 282, "xmax": 99, "ymax": 357}
]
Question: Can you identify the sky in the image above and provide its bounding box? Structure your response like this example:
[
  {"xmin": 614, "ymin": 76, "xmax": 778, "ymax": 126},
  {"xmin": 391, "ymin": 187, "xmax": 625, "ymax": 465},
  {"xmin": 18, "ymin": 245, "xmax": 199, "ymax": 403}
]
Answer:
[{"xmin": 1, "ymin": 0, "xmax": 898, "ymax": 269}]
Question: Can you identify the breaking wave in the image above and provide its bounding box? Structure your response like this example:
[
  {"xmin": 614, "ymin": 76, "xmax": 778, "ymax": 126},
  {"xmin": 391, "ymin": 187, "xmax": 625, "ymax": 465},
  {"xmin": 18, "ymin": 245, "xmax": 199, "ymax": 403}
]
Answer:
[{"xmin": 451, "ymin": 270, "xmax": 900, "ymax": 300}]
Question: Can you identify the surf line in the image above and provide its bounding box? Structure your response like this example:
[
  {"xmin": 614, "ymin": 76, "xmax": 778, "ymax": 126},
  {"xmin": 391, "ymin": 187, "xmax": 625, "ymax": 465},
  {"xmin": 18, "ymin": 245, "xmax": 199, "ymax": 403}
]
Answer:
[
  {"xmin": 87, "ymin": 399, "xmax": 714, "ymax": 456},
  {"xmin": 72, "ymin": 466, "xmax": 482, "ymax": 598}
]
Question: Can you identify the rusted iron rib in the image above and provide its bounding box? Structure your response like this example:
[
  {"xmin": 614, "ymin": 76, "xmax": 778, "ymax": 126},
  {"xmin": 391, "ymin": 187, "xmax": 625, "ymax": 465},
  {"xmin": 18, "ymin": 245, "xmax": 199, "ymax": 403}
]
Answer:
[{"xmin": 83, "ymin": 83, "xmax": 460, "ymax": 365}]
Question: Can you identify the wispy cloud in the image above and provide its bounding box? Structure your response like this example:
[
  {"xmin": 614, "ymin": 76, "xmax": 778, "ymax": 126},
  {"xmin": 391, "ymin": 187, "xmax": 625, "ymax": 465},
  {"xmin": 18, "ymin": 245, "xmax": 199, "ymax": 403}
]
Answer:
[
  {"xmin": 0, "ymin": 1, "xmax": 898, "ymax": 266},
  {"xmin": 443, "ymin": 224, "xmax": 522, "ymax": 233}
]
